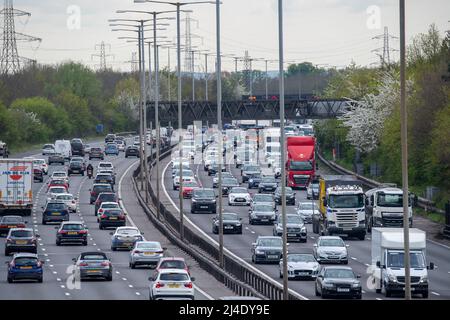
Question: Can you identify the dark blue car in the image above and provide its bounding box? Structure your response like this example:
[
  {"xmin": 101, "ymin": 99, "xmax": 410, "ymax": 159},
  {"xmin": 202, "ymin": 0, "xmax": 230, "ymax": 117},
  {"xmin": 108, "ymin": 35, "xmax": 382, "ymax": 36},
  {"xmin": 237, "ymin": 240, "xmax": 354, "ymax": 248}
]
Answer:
[
  {"xmin": 105, "ymin": 143, "xmax": 119, "ymax": 156},
  {"xmin": 42, "ymin": 201, "xmax": 70, "ymax": 225},
  {"xmin": 248, "ymin": 174, "xmax": 263, "ymax": 189},
  {"xmin": 7, "ymin": 253, "xmax": 44, "ymax": 283}
]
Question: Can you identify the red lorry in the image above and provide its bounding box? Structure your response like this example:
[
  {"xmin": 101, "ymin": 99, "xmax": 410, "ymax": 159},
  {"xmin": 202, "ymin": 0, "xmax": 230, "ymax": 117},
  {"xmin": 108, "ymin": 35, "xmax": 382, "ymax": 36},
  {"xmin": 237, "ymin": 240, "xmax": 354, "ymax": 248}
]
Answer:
[{"xmin": 286, "ymin": 136, "xmax": 316, "ymax": 188}]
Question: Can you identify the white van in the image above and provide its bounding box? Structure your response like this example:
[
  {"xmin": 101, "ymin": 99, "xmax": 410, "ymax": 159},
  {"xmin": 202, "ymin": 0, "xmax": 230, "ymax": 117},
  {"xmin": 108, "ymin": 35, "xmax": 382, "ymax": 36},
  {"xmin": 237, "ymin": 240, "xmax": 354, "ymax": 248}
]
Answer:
[{"xmin": 55, "ymin": 140, "xmax": 72, "ymax": 160}]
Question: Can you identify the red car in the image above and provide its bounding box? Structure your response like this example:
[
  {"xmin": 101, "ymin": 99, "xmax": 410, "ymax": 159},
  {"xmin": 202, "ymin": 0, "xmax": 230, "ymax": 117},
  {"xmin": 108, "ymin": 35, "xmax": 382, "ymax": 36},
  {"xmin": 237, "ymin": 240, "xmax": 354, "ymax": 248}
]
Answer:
[
  {"xmin": 0, "ymin": 216, "xmax": 27, "ymax": 236},
  {"xmin": 155, "ymin": 257, "xmax": 190, "ymax": 275},
  {"xmin": 182, "ymin": 181, "xmax": 199, "ymax": 199},
  {"xmin": 47, "ymin": 179, "xmax": 69, "ymax": 192}
]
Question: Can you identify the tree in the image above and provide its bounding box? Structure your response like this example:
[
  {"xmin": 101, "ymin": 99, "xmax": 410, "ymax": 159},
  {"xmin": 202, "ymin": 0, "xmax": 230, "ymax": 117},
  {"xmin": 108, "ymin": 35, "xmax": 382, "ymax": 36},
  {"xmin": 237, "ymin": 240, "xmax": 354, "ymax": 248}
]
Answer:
[
  {"xmin": 54, "ymin": 91, "xmax": 93, "ymax": 137},
  {"xmin": 287, "ymin": 62, "xmax": 317, "ymax": 77}
]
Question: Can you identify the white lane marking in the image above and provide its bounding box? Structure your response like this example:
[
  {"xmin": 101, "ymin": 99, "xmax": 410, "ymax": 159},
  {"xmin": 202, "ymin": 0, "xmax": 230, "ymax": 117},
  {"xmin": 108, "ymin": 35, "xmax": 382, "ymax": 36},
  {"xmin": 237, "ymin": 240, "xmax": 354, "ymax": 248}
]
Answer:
[
  {"xmin": 351, "ymin": 257, "xmax": 357, "ymax": 261},
  {"xmin": 65, "ymin": 292, "xmax": 70, "ymax": 296},
  {"xmin": 362, "ymin": 290, "xmax": 366, "ymax": 294},
  {"xmin": 250, "ymin": 231, "xmax": 255, "ymax": 234},
  {"xmin": 135, "ymin": 292, "xmax": 141, "ymax": 296},
  {"xmin": 44, "ymin": 254, "xmax": 48, "ymax": 257},
  {"xmin": 194, "ymin": 284, "xmax": 214, "ymax": 300},
  {"xmin": 365, "ymin": 263, "xmax": 370, "ymax": 267},
  {"xmin": 115, "ymin": 271, "xmax": 120, "ymax": 274},
  {"xmin": 128, "ymin": 284, "xmax": 134, "ymax": 288},
  {"xmin": 376, "ymin": 298, "xmax": 383, "ymax": 300},
  {"xmin": 310, "ymin": 236, "xmax": 315, "ymax": 239},
  {"xmin": 122, "ymin": 277, "xmax": 127, "ymax": 281},
  {"xmin": 52, "ymin": 271, "xmax": 57, "ymax": 274},
  {"xmin": 161, "ymin": 160, "xmax": 309, "ymax": 301},
  {"xmin": 118, "ymin": 159, "xmax": 140, "ymax": 228},
  {"xmin": 61, "ymin": 285, "xmax": 65, "ymax": 289},
  {"xmin": 49, "ymin": 264, "xmax": 54, "ymax": 267},
  {"xmin": 432, "ymin": 291, "xmax": 440, "ymax": 296},
  {"xmin": 57, "ymin": 278, "xmax": 61, "ymax": 282},
  {"xmin": 427, "ymin": 239, "xmax": 450, "ymax": 250},
  {"xmin": 41, "ymin": 248, "xmax": 46, "ymax": 251},
  {"xmin": 245, "ymin": 227, "xmax": 249, "ymax": 230}
]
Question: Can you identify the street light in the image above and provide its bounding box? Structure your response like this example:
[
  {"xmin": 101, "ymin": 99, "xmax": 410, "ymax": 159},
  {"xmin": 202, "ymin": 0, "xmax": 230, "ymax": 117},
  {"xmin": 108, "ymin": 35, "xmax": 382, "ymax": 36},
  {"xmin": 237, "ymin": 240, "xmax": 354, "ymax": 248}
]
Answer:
[
  {"xmin": 190, "ymin": 49, "xmax": 209, "ymax": 101},
  {"xmin": 278, "ymin": 0, "xmax": 289, "ymax": 300},
  {"xmin": 135, "ymin": 0, "xmax": 217, "ymax": 242}
]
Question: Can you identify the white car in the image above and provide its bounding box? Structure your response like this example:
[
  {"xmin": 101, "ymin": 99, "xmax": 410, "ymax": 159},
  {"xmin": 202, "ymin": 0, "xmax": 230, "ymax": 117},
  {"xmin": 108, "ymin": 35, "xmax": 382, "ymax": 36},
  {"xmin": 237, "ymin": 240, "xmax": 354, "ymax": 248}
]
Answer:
[
  {"xmin": 116, "ymin": 140, "xmax": 126, "ymax": 152},
  {"xmin": 148, "ymin": 269, "xmax": 195, "ymax": 300},
  {"xmin": 55, "ymin": 193, "xmax": 77, "ymax": 212},
  {"xmin": 173, "ymin": 170, "xmax": 195, "ymax": 190},
  {"xmin": 296, "ymin": 201, "xmax": 319, "ymax": 224},
  {"xmin": 51, "ymin": 171, "xmax": 69, "ymax": 185},
  {"xmin": 47, "ymin": 186, "xmax": 68, "ymax": 200},
  {"xmin": 96, "ymin": 202, "xmax": 121, "ymax": 218},
  {"xmin": 172, "ymin": 165, "xmax": 190, "ymax": 178},
  {"xmin": 279, "ymin": 253, "xmax": 320, "ymax": 279},
  {"xmin": 42, "ymin": 144, "xmax": 56, "ymax": 155},
  {"xmin": 97, "ymin": 161, "xmax": 114, "ymax": 172},
  {"xmin": 33, "ymin": 159, "xmax": 49, "ymax": 175},
  {"xmin": 84, "ymin": 144, "xmax": 92, "ymax": 154},
  {"xmin": 228, "ymin": 187, "xmax": 251, "ymax": 206},
  {"xmin": 172, "ymin": 157, "xmax": 190, "ymax": 168}
]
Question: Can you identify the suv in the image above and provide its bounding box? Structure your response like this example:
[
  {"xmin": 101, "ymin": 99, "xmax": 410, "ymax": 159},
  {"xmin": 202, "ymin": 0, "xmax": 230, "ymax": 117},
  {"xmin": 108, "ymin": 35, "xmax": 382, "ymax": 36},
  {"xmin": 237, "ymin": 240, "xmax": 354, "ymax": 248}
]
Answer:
[
  {"xmin": 273, "ymin": 214, "xmax": 307, "ymax": 242},
  {"xmin": 94, "ymin": 192, "xmax": 119, "ymax": 214},
  {"xmin": 5, "ymin": 228, "xmax": 39, "ymax": 255},
  {"xmin": 274, "ymin": 187, "xmax": 296, "ymax": 205},
  {"xmin": 70, "ymin": 138, "xmax": 84, "ymax": 156},
  {"xmin": 125, "ymin": 145, "xmax": 140, "ymax": 158},
  {"xmin": 190, "ymin": 188, "xmax": 217, "ymax": 214},
  {"xmin": 89, "ymin": 147, "xmax": 104, "ymax": 160},
  {"xmin": 41, "ymin": 201, "xmax": 70, "ymax": 225},
  {"xmin": 55, "ymin": 222, "xmax": 88, "ymax": 246},
  {"xmin": 48, "ymin": 153, "xmax": 65, "ymax": 165},
  {"xmin": 99, "ymin": 208, "xmax": 126, "ymax": 230},
  {"xmin": 90, "ymin": 184, "xmax": 113, "ymax": 204},
  {"xmin": 68, "ymin": 160, "xmax": 85, "ymax": 176},
  {"xmin": 105, "ymin": 134, "xmax": 116, "ymax": 143},
  {"xmin": 33, "ymin": 168, "xmax": 44, "ymax": 182}
]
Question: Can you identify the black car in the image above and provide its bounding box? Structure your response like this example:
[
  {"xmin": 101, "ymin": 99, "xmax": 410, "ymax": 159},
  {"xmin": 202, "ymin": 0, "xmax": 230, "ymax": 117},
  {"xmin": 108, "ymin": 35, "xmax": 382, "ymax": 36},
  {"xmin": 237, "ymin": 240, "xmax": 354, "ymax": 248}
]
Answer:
[
  {"xmin": 42, "ymin": 201, "xmax": 70, "ymax": 225},
  {"xmin": 241, "ymin": 165, "xmax": 261, "ymax": 183},
  {"xmin": 90, "ymin": 184, "xmax": 113, "ymax": 204},
  {"xmin": 71, "ymin": 139, "xmax": 85, "ymax": 156},
  {"xmin": 33, "ymin": 168, "xmax": 44, "ymax": 182},
  {"xmin": 99, "ymin": 209, "xmax": 126, "ymax": 229},
  {"xmin": 5, "ymin": 228, "xmax": 39, "ymax": 255},
  {"xmin": 0, "ymin": 216, "xmax": 27, "ymax": 236},
  {"xmin": 315, "ymin": 266, "xmax": 362, "ymax": 299},
  {"xmin": 94, "ymin": 173, "xmax": 114, "ymax": 189},
  {"xmin": 94, "ymin": 192, "xmax": 119, "ymax": 215},
  {"xmin": 125, "ymin": 146, "xmax": 140, "ymax": 158},
  {"xmin": 89, "ymin": 147, "xmax": 104, "ymax": 160},
  {"xmin": 105, "ymin": 134, "xmax": 116, "ymax": 143},
  {"xmin": 48, "ymin": 153, "xmax": 65, "ymax": 165},
  {"xmin": 190, "ymin": 188, "xmax": 217, "ymax": 214},
  {"xmin": 249, "ymin": 203, "xmax": 277, "ymax": 225},
  {"xmin": 55, "ymin": 222, "xmax": 88, "ymax": 246},
  {"xmin": 258, "ymin": 177, "xmax": 278, "ymax": 193},
  {"xmin": 68, "ymin": 161, "xmax": 85, "ymax": 176},
  {"xmin": 221, "ymin": 178, "xmax": 240, "ymax": 196},
  {"xmin": 208, "ymin": 163, "xmax": 226, "ymax": 176},
  {"xmin": 212, "ymin": 213, "xmax": 242, "ymax": 234},
  {"xmin": 274, "ymin": 187, "xmax": 296, "ymax": 205},
  {"xmin": 247, "ymin": 173, "xmax": 262, "ymax": 189}
]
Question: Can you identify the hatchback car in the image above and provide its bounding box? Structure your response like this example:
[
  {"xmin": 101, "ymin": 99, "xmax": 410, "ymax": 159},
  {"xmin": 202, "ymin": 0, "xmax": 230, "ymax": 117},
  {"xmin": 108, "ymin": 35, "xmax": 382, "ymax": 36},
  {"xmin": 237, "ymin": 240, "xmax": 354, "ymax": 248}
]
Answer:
[
  {"xmin": 89, "ymin": 184, "xmax": 113, "ymax": 204},
  {"xmin": 33, "ymin": 158, "xmax": 48, "ymax": 175},
  {"xmin": 0, "ymin": 216, "xmax": 27, "ymax": 236},
  {"xmin": 96, "ymin": 202, "xmax": 120, "ymax": 218},
  {"xmin": 125, "ymin": 145, "xmax": 140, "ymax": 158},
  {"xmin": 46, "ymin": 186, "xmax": 69, "ymax": 201},
  {"xmin": 156, "ymin": 257, "xmax": 190, "ymax": 275},
  {"xmin": 97, "ymin": 161, "xmax": 114, "ymax": 172},
  {"xmin": 313, "ymin": 236, "xmax": 349, "ymax": 264},
  {"xmin": 228, "ymin": 187, "xmax": 251, "ymax": 206},
  {"xmin": 105, "ymin": 143, "xmax": 119, "ymax": 156},
  {"xmin": 110, "ymin": 227, "xmax": 144, "ymax": 251},
  {"xmin": 251, "ymin": 193, "xmax": 276, "ymax": 209},
  {"xmin": 89, "ymin": 147, "xmax": 104, "ymax": 160},
  {"xmin": 212, "ymin": 212, "xmax": 242, "ymax": 234},
  {"xmin": 48, "ymin": 153, "xmax": 65, "ymax": 165},
  {"xmin": 315, "ymin": 266, "xmax": 362, "ymax": 299},
  {"xmin": 47, "ymin": 179, "xmax": 69, "ymax": 192},
  {"xmin": 54, "ymin": 193, "xmax": 77, "ymax": 212},
  {"xmin": 41, "ymin": 201, "xmax": 70, "ymax": 225},
  {"xmin": 99, "ymin": 209, "xmax": 126, "ymax": 229},
  {"xmin": 55, "ymin": 221, "xmax": 88, "ymax": 246},
  {"xmin": 181, "ymin": 181, "xmax": 199, "ymax": 199},
  {"xmin": 72, "ymin": 252, "xmax": 112, "ymax": 281},
  {"xmin": 258, "ymin": 177, "xmax": 278, "ymax": 193},
  {"xmin": 273, "ymin": 214, "xmax": 307, "ymax": 242},
  {"xmin": 251, "ymin": 236, "xmax": 284, "ymax": 264},
  {"xmin": 279, "ymin": 253, "xmax": 320, "ymax": 280},
  {"xmin": 94, "ymin": 192, "xmax": 119, "ymax": 215},
  {"xmin": 190, "ymin": 188, "xmax": 217, "ymax": 214},
  {"xmin": 296, "ymin": 201, "xmax": 319, "ymax": 224},
  {"xmin": 51, "ymin": 171, "xmax": 69, "ymax": 184},
  {"xmin": 148, "ymin": 269, "xmax": 195, "ymax": 300},
  {"xmin": 5, "ymin": 228, "xmax": 39, "ymax": 255},
  {"xmin": 68, "ymin": 160, "xmax": 84, "ymax": 176},
  {"xmin": 274, "ymin": 187, "xmax": 296, "ymax": 205},
  {"xmin": 129, "ymin": 241, "xmax": 165, "ymax": 269},
  {"xmin": 6, "ymin": 253, "xmax": 44, "ymax": 283}
]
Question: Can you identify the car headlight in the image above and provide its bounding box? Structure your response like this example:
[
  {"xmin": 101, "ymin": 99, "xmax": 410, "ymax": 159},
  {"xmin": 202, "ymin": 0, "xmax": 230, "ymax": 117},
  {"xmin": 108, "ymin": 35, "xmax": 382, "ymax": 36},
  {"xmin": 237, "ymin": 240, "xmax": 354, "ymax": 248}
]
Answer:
[
  {"xmin": 352, "ymin": 282, "xmax": 361, "ymax": 288},
  {"xmin": 301, "ymin": 227, "xmax": 306, "ymax": 232},
  {"xmin": 276, "ymin": 224, "xmax": 283, "ymax": 231},
  {"xmin": 236, "ymin": 222, "xmax": 241, "ymax": 226},
  {"xmin": 312, "ymin": 264, "xmax": 319, "ymax": 270},
  {"xmin": 255, "ymin": 250, "xmax": 264, "ymax": 255},
  {"xmin": 323, "ymin": 282, "xmax": 334, "ymax": 288},
  {"xmin": 387, "ymin": 274, "xmax": 397, "ymax": 283},
  {"xmin": 192, "ymin": 198, "xmax": 197, "ymax": 203},
  {"xmin": 249, "ymin": 179, "xmax": 253, "ymax": 183},
  {"xmin": 420, "ymin": 275, "xmax": 428, "ymax": 283}
]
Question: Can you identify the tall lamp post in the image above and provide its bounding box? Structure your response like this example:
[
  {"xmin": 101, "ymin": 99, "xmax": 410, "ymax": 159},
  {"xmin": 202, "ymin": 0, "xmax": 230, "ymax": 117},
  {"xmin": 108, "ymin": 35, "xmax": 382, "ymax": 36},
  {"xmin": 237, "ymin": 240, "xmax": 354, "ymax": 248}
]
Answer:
[{"xmin": 135, "ymin": 0, "xmax": 217, "ymax": 242}]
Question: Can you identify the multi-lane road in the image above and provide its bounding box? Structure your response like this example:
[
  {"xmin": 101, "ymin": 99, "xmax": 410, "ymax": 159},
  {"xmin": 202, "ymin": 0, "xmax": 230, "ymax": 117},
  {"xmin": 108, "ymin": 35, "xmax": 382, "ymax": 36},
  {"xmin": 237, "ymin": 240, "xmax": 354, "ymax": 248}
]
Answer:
[
  {"xmin": 157, "ymin": 144, "xmax": 450, "ymax": 300},
  {"xmin": 0, "ymin": 139, "xmax": 234, "ymax": 300}
]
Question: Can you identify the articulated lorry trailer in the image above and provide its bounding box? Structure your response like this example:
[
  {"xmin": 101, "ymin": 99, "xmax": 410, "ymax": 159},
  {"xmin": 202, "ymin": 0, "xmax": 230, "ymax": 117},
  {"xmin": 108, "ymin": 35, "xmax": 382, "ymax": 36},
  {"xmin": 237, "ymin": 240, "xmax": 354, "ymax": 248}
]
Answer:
[
  {"xmin": 286, "ymin": 136, "xmax": 316, "ymax": 189},
  {"xmin": 312, "ymin": 175, "xmax": 366, "ymax": 240},
  {"xmin": 0, "ymin": 159, "xmax": 34, "ymax": 216}
]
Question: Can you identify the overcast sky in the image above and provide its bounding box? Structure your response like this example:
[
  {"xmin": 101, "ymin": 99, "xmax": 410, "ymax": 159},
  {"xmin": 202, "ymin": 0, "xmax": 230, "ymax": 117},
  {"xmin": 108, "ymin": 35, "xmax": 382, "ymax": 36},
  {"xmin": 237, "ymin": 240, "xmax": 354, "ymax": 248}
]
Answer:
[{"xmin": 11, "ymin": 0, "xmax": 450, "ymax": 72}]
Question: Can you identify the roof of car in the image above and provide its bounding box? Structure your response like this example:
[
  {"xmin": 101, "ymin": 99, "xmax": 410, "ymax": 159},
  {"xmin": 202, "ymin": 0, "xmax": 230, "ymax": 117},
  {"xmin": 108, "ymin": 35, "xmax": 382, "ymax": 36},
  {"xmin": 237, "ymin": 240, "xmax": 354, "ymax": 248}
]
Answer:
[
  {"xmin": 157, "ymin": 268, "xmax": 189, "ymax": 275},
  {"xmin": 93, "ymin": 183, "xmax": 112, "ymax": 187},
  {"xmin": 80, "ymin": 252, "xmax": 108, "ymax": 259},
  {"xmin": 0, "ymin": 215, "xmax": 23, "ymax": 220},
  {"xmin": 159, "ymin": 257, "xmax": 186, "ymax": 262},
  {"xmin": 12, "ymin": 252, "xmax": 39, "ymax": 258},
  {"xmin": 100, "ymin": 202, "xmax": 119, "ymax": 206},
  {"xmin": 8, "ymin": 227, "xmax": 33, "ymax": 232},
  {"xmin": 318, "ymin": 236, "xmax": 343, "ymax": 240}
]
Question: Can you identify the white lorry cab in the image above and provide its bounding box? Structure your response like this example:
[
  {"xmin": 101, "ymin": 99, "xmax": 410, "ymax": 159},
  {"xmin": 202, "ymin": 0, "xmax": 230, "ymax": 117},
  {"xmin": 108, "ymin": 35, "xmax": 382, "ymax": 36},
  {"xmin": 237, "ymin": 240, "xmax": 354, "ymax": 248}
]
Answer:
[
  {"xmin": 371, "ymin": 228, "xmax": 434, "ymax": 298},
  {"xmin": 54, "ymin": 140, "xmax": 72, "ymax": 160}
]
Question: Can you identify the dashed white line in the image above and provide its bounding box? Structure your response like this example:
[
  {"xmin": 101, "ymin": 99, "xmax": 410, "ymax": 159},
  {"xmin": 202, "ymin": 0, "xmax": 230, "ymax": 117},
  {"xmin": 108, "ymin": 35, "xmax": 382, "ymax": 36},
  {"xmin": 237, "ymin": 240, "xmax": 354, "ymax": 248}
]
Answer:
[
  {"xmin": 351, "ymin": 257, "xmax": 357, "ymax": 261},
  {"xmin": 128, "ymin": 284, "xmax": 134, "ymax": 288},
  {"xmin": 52, "ymin": 271, "xmax": 57, "ymax": 274},
  {"xmin": 115, "ymin": 271, "xmax": 120, "ymax": 274},
  {"xmin": 122, "ymin": 277, "xmax": 127, "ymax": 281},
  {"xmin": 56, "ymin": 278, "xmax": 61, "ymax": 282},
  {"xmin": 65, "ymin": 292, "xmax": 70, "ymax": 296},
  {"xmin": 135, "ymin": 292, "xmax": 141, "ymax": 296},
  {"xmin": 60, "ymin": 285, "xmax": 65, "ymax": 289},
  {"xmin": 376, "ymin": 298, "xmax": 383, "ymax": 300},
  {"xmin": 432, "ymin": 291, "xmax": 441, "ymax": 296}
]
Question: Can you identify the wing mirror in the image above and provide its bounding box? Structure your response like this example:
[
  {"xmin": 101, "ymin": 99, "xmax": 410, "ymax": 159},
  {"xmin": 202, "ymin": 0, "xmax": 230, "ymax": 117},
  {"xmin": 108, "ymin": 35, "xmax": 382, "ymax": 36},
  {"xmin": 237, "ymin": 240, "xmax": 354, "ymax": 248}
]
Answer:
[
  {"xmin": 356, "ymin": 275, "xmax": 361, "ymax": 279},
  {"xmin": 428, "ymin": 262, "xmax": 435, "ymax": 270},
  {"xmin": 148, "ymin": 276, "xmax": 155, "ymax": 282},
  {"xmin": 191, "ymin": 277, "xmax": 196, "ymax": 282},
  {"xmin": 252, "ymin": 242, "xmax": 256, "ymax": 247},
  {"xmin": 313, "ymin": 244, "xmax": 318, "ymax": 248},
  {"xmin": 162, "ymin": 247, "xmax": 167, "ymax": 251}
]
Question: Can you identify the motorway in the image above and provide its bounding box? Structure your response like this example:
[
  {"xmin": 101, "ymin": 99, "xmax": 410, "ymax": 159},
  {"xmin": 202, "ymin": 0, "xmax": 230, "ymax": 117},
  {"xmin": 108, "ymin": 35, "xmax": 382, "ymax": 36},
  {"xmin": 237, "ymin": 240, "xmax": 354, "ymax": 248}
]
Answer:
[
  {"xmin": 0, "ymin": 139, "xmax": 234, "ymax": 300},
  {"xmin": 158, "ymin": 144, "xmax": 450, "ymax": 300}
]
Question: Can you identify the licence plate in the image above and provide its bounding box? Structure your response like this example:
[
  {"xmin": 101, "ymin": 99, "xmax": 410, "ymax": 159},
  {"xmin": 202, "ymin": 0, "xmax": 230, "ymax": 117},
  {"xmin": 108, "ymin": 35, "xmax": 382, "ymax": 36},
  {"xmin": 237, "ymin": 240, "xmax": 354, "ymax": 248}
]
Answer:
[
  {"xmin": 288, "ymin": 233, "xmax": 297, "ymax": 237},
  {"xmin": 87, "ymin": 270, "xmax": 100, "ymax": 273},
  {"xmin": 123, "ymin": 242, "xmax": 133, "ymax": 246},
  {"xmin": 200, "ymin": 206, "xmax": 208, "ymax": 209},
  {"xmin": 224, "ymin": 226, "xmax": 233, "ymax": 229},
  {"xmin": 68, "ymin": 232, "xmax": 78, "ymax": 235},
  {"xmin": 268, "ymin": 255, "xmax": 278, "ymax": 259},
  {"xmin": 52, "ymin": 212, "xmax": 61, "ymax": 216},
  {"xmin": 260, "ymin": 219, "xmax": 269, "ymax": 222},
  {"xmin": 297, "ymin": 272, "xmax": 308, "ymax": 276},
  {"xmin": 337, "ymin": 288, "xmax": 350, "ymax": 292},
  {"xmin": 144, "ymin": 252, "xmax": 155, "ymax": 256},
  {"xmin": 343, "ymin": 228, "xmax": 353, "ymax": 231},
  {"xmin": 20, "ymin": 266, "xmax": 32, "ymax": 269},
  {"xmin": 168, "ymin": 283, "xmax": 180, "ymax": 288},
  {"xmin": 109, "ymin": 217, "xmax": 118, "ymax": 220},
  {"xmin": 16, "ymin": 240, "xmax": 27, "ymax": 245},
  {"xmin": 236, "ymin": 198, "xmax": 245, "ymax": 202},
  {"xmin": 8, "ymin": 225, "xmax": 17, "ymax": 228}
]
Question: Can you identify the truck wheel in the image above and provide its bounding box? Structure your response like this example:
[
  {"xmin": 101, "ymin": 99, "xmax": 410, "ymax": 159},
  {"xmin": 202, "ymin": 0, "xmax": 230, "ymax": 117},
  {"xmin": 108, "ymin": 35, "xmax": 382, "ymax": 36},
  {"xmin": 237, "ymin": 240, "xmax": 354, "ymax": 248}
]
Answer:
[
  {"xmin": 358, "ymin": 233, "xmax": 366, "ymax": 241},
  {"xmin": 422, "ymin": 291, "xmax": 428, "ymax": 299},
  {"xmin": 384, "ymin": 285, "xmax": 392, "ymax": 298}
]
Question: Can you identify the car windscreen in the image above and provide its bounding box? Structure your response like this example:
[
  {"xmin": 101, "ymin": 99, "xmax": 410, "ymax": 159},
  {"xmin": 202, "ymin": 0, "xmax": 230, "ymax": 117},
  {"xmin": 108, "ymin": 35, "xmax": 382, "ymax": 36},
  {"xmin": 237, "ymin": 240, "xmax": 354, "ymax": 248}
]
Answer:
[
  {"xmin": 230, "ymin": 188, "xmax": 247, "ymax": 194},
  {"xmin": 387, "ymin": 251, "xmax": 425, "ymax": 268},
  {"xmin": 46, "ymin": 203, "xmax": 66, "ymax": 210},
  {"xmin": 261, "ymin": 177, "xmax": 276, "ymax": 183},
  {"xmin": 253, "ymin": 205, "xmax": 273, "ymax": 212},
  {"xmin": 10, "ymin": 230, "xmax": 33, "ymax": 238},
  {"xmin": 319, "ymin": 239, "xmax": 344, "ymax": 247},
  {"xmin": 222, "ymin": 213, "xmax": 238, "ymax": 221},
  {"xmin": 159, "ymin": 273, "xmax": 189, "ymax": 281},
  {"xmin": 258, "ymin": 238, "xmax": 282, "ymax": 247},
  {"xmin": 289, "ymin": 161, "xmax": 313, "ymax": 171},
  {"xmin": 62, "ymin": 224, "xmax": 83, "ymax": 230},
  {"xmin": 194, "ymin": 190, "xmax": 215, "ymax": 198},
  {"xmin": 56, "ymin": 195, "xmax": 73, "ymax": 201},
  {"xmin": 324, "ymin": 269, "xmax": 355, "ymax": 279},
  {"xmin": 287, "ymin": 254, "xmax": 316, "ymax": 263}
]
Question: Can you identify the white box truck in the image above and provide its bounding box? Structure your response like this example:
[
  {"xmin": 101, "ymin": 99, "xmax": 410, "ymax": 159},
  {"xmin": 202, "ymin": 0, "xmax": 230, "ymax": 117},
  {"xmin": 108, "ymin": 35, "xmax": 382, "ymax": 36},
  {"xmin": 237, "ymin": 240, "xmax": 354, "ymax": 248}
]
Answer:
[
  {"xmin": 371, "ymin": 228, "xmax": 434, "ymax": 298},
  {"xmin": 0, "ymin": 159, "xmax": 34, "ymax": 216},
  {"xmin": 55, "ymin": 140, "xmax": 72, "ymax": 160}
]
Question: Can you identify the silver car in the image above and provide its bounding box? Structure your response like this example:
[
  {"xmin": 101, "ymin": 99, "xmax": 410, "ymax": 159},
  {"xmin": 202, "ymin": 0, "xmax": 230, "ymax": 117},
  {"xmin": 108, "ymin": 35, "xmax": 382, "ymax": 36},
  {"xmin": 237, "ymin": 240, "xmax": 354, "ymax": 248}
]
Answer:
[
  {"xmin": 129, "ymin": 241, "xmax": 165, "ymax": 269},
  {"xmin": 251, "ymin": 193, "xmax": 276, "ymax": 210},
  {"xmin": 296, "ymin": 201, "xmax": 319, "ymax": 224},
  {"xmin": 273, "ymin": 214, "xmax": 307, "ymax": 242},
  {"xmin": 251, "ymin": 236, "xmax": 285, "ymax": 264},
  {"xmin": 279, "ymin": 253, "xmax": 320, "ymax": 279},
  {"xmin": 54, "ymin": 193, "xmax": 77, "ymax": 212},
  {"xmin": 313, "ymin": 236, "xmax": 349, "ymax": 264}
]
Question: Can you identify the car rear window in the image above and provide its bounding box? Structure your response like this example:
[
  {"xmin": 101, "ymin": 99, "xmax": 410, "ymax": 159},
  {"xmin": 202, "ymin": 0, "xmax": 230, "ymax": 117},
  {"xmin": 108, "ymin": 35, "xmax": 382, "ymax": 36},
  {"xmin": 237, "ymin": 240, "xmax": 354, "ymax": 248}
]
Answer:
[
  {"xmin": 104, "ymin": 209, "xmax": 122, "ymax": 216},
  {"xmin": 2, "ymin": 217, "xmax": 22, "ymax": 223},
  {"xmin": 50, "ymin": 188, "xmax": 66, "ymax": 193},
  {"xmin": 82, "ymin": 254, "xmax": 107, "ymax": 261},
  {"xmin": 14, "ymin": 257, "xmax": 38, "ymax": 265},
  {"xmin": 160, "ymin": 273, "xmax": 189, "ymax": 281},
  {"xmin": 159, "ymin": 260, "xmax": 186, "ymax": 269},
  {"xmin": 91, "ymin": 148, "xmax": 102, "ymax": 152},
  {"xmin": 46, "ymin": 203, "xmax": 66, "ymax": 210},
  {"xmin": 99, "ymin": 194, "xmax": 116, "ymax": 201},
  {"xmin": 56, "ymin": 195, "xmax": 73, "ymax": 201},
  {"xmin": 94, "ymin": 186, "xmax": 112, "ymax": 193},
  {"xmin": 62, "ymin": 224, "xmax": 83, "ymax": 230},
  {"xmin": 11, "ymin": 230, "xmax": 33, "ymax": 237},
  {"xmin": 102, "ymin": 203, "xmax": 119, "ymax": 209}
]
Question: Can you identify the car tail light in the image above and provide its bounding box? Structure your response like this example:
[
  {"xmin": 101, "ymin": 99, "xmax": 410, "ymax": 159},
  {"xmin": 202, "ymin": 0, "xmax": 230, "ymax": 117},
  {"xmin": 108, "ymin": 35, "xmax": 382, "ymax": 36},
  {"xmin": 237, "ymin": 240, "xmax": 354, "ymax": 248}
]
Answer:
[
  {"xmin": 37, "ymin": 261, "xmax": 42, "ymax": 267},
  {"xmin": 101, "ymin": 214, "xmax": 107, "ymax": 219},
  {"xmin": 119, "ymin": 214, "xmax": 125, "ymax": 220},
  {"xmin": 79, "ymin": 230, "xmax": 88, "ymax": 234},
  {"xmin": 59, "ymin": 230, "xmax": 67, "ymax": 234},
  {"xmin": 18, "ymin": 224, "xmax": 25, "ymax": 228},
  {"xmin": 79, "ymin": 262, "xmax": 88, "ymax": 267},
  {"xmin": 155, "ymin": 282, "xmax": 165, "ymax": 288},
  {"xmin": 184, "ymin": 282, "xmax": 193, "ymax": 289},
  {"xmin": 91, "ymin": 192, "xmax": 95, "ymax": 196},
  {"xmin": 98, "ymin": 209, "xmax": 103, "ymax": 214},
  {"xmin": 101, "ymin": 261, "xmax": 110, "ymax": 267}
]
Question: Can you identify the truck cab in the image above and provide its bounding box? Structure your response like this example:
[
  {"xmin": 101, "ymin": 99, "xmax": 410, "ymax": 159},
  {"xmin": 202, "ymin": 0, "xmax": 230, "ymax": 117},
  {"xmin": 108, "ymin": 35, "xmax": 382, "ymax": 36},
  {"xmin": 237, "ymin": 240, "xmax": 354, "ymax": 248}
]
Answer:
[
  {"xmin": 286, "ymin": 136, "xmax": 315, "ymax": 189},
  {"xmin": 313, "ymin": 175, "xmax": 366, "ymax": 240},
  {"xmin": 371, "ymin": 228, "xmax": 434, "ymax": 298},
  {"xmin": 365, "ymin": 187, "xmax": 413, "ymax": 233}
]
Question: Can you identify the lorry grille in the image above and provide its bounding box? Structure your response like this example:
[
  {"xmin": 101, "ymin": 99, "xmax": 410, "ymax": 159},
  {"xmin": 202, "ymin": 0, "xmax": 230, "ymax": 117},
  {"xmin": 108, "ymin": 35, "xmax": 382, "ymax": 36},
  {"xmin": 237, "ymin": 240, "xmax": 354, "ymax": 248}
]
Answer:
[
  {"xmin": 382, "ymin": 215, "xmax": 404, "ymax": 227},
  {"xmin": 336, "ymin": 213, "xmax": 358, "ymax": 228},
  {"xmin": 396, "ymin": 276, "xmax": 421, "ymax": 284},
  {"xmin": 293, "ymin": 176, "xmax": 309, "ymax": 185}
]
